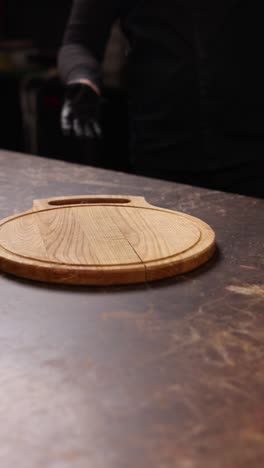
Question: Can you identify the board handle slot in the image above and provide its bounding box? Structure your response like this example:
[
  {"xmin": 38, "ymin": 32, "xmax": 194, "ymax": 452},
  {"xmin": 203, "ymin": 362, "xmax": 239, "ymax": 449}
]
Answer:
[
  {"xmin": 48, "ymin": 197, "xmax": 131, "ymax": 206},
  {"xmin": 33, "ymin": 195, "xmax": 150, "ymax": 211}
]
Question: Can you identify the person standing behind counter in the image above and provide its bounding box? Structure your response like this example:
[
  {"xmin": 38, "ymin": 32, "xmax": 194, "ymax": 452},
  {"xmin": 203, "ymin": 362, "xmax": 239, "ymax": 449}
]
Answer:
[{"xmin": 58, "ymin": 0, "xmax": 264, "ymax": 197}]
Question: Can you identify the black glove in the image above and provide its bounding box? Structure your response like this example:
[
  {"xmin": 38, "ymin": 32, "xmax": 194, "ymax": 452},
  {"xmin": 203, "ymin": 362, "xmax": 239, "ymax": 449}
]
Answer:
[{"xmin": 61, "ymin": 82, "xmax": 102, "ymax": 139}]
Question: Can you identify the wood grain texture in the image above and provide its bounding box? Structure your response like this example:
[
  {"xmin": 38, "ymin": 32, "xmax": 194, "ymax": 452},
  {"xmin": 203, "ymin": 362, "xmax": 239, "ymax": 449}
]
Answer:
[{"xmin": 0, "ymin": 195, "xmax": 216, "ymax": 285}]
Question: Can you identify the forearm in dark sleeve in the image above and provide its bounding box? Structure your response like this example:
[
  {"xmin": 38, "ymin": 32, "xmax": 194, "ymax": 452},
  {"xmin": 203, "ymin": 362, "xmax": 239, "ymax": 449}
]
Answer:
[{"xmin": 58, "ymin": 0, "xmax": 123, "ymax": 87}]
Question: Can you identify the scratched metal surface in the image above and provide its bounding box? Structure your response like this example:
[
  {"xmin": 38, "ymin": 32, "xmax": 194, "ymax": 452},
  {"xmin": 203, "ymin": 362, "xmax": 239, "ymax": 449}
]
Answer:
[{"xmin": 0, "ymin": 149, "xmax": 263, "ymax": 468}]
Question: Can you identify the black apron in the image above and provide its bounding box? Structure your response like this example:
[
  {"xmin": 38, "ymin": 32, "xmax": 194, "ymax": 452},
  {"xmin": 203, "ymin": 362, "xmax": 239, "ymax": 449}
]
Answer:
[{"xmin": 119, "ymin": 0, "xmax": 264, "ymax": 173}]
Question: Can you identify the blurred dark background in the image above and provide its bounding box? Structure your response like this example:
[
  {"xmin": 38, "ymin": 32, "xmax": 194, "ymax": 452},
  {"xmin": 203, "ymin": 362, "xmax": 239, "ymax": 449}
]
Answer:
[{"xmin": 0, "ymin": 0, "xmax": 129, "ymax": 170}]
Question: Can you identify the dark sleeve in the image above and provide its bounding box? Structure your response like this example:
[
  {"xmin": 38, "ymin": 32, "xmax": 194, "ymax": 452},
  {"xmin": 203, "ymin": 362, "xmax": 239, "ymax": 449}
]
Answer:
[{"xmin": 57, "ymin": 0, "xmax": 124, "ymax": 88}]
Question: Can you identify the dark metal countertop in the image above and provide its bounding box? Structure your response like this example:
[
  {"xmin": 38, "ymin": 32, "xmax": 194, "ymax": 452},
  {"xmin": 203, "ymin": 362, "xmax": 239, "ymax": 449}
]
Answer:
[{"xmin": 0, "ymin": 149, "xmax": 263, "ymax": 468}]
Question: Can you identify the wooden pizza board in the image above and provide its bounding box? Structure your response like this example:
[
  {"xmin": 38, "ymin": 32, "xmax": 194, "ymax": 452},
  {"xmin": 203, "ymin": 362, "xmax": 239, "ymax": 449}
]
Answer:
[{"xmin": 0, "ymin": 195, "xmax": 216, "ymax": 285}]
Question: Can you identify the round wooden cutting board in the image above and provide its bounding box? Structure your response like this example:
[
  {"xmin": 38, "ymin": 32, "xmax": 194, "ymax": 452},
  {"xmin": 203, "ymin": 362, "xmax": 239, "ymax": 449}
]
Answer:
[{"xmin": 0, "ymin": 195, "xmax": 216, "ymax": 285}]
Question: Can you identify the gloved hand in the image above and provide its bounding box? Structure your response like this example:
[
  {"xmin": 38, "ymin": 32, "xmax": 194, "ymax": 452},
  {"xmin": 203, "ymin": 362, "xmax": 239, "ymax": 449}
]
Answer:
[{"xmin": 61, "ymin": 82, "xmax": 102, "ymax": 139}]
